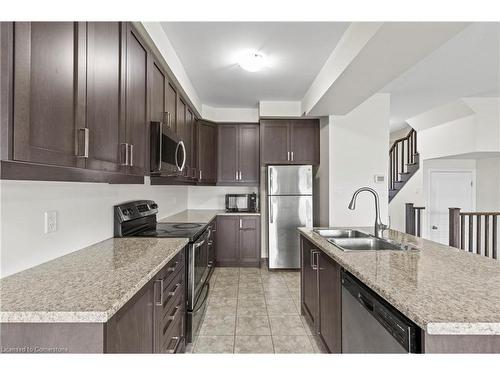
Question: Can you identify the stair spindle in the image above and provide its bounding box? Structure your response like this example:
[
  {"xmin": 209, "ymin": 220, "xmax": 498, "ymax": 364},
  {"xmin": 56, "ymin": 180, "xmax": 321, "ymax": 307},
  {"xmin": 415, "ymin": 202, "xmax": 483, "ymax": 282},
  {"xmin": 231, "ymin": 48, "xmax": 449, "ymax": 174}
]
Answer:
[
  {"xmin": 485, "ymin": 215, "xmax": 489, "ymax": 257},
  {"xmin": 468, "ymin": 215, "xmax": 473, "ymax": 252},
  {"xmin": 476, "ymin": 215, "xmax": 482, "ymax": 255},
  {"xmin": 493, "ymin": 215, "xmax": 498, "ymax": 259},
  {"xmin": 460, "ymin": 214, "xmax": 465, "ymax": 250}
]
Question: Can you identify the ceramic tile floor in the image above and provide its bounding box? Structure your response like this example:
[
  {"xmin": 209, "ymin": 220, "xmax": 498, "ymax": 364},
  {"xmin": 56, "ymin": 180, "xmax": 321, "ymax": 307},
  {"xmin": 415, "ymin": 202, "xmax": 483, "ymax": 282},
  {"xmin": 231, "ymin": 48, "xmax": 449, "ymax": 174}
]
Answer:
[{"xmin": 189, "ymin": 266, "xmax": 322, "ymax": 354}]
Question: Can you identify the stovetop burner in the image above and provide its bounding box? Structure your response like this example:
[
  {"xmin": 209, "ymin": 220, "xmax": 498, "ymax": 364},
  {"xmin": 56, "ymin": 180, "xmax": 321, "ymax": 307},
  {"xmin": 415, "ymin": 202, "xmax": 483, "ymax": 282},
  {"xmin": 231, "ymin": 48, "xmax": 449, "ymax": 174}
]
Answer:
[{"xmin": 133, "ymin": 222, "xmax": 207, "ymax": 242}]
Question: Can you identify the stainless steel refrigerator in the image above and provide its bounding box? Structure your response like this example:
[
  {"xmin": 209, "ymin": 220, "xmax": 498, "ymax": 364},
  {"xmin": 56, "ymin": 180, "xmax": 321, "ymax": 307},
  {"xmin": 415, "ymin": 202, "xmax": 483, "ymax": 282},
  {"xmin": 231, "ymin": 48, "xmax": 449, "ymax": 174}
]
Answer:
[{"xmin": 267, "ymin": 165, "xmax": 313, "ymax": 269}]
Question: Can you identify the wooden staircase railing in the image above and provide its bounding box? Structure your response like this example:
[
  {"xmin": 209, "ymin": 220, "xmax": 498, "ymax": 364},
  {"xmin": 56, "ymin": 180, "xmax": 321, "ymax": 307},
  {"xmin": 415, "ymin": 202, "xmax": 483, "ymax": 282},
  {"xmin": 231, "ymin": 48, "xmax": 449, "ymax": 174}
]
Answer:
[
  {"xmin": 405, "ymin": 203, "xmax": 425, "ymax": 237},
  {"xmin": 449, "ymin": 208, "xmax": 499, "ymax": 259},
  {"xmin": 389, "ymin": 128, "xmax": 419, "ymax": 202}
]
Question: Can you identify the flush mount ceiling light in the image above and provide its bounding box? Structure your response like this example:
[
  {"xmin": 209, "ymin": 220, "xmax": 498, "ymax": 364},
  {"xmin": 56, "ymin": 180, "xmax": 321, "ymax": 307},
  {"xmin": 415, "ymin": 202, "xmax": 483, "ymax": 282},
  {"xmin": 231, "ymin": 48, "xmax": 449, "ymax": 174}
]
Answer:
[{"xmin": 238, "ymin": 52, "xmax": 266, "ymax": 72}]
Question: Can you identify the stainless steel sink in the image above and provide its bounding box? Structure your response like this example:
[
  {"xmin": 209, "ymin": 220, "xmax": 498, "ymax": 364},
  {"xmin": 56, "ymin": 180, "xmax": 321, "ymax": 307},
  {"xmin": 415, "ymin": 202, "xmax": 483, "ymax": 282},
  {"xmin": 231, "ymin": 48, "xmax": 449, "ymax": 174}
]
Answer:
[
  {"xmin": 313, "ymin": 229, "xmax": 370, "ymax": 239},
  {"xmin": 328, "ymin": 237, "xmax": 403, "ymax": 252}
]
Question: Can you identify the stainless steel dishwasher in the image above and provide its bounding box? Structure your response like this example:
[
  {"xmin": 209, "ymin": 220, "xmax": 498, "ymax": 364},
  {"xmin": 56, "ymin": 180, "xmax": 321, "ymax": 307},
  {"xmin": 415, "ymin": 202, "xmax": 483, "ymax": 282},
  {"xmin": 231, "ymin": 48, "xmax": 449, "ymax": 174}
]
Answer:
[{"xmin": 341, "ymin": 271, "xmax": 420, "ymax": 353}]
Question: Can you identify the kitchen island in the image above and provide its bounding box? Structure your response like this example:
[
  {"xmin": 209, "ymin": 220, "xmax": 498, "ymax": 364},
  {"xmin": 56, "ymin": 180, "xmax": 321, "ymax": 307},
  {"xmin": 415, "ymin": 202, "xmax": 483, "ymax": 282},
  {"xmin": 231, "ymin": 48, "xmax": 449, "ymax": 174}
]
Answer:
[
  {"xmin": 0, "ymin": 237, "xmax": 188, "ymax": 352},
  {"xmin": 298, "ymin": 227, "xmax": 500, "ymax": 353}
]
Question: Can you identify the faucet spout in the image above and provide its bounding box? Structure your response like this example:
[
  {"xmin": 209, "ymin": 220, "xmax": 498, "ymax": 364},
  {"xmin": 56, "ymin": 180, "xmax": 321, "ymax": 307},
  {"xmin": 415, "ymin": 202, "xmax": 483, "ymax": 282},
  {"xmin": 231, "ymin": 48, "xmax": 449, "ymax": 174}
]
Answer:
[{"xmin": 348, "ymin": 187, "xmax": 388, "ymax": 238}]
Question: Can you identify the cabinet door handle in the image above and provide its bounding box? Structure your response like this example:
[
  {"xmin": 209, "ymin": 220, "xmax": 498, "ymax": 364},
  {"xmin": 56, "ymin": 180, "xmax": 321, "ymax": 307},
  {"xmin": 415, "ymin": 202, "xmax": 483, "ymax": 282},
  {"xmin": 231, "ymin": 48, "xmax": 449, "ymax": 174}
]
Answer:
[
  {"xmin": 199, "ymin": 170, "xmax": 202, "ymax": 180},
  {"xmin": 311, "ymin": 250, "xmax": 319, "ymax": 270},
  {"xmin": 77, "ymin": 128, "xmax": 89, "ymax": 158},
  {"xmin": 239, "ymin": 171, "xmax": 242, "ymax": 180},
  {"xmin": 239, "ymin": 219, "xmax": 243, "ymax": 229},
  {"xmin": 235, "ymin": 171, "xmax": 238, "ymax": 180},
  {"xmin": 155, "ymin": 279, "xmax": 164, "ymax": 306},
  {"xmin": 120, "ymin": 143, "xmax": 129, "ymax": 166},
  {"xmin": 291, "ymin": 151, "xmax": 294, "ymax": 161},
  {"xmin": 129, "ymin": 144, "xmax": 134, "ymax": 167},
  {"xmin": 287, "ymin": 151, "xmax": 290, "ymax": 161}
]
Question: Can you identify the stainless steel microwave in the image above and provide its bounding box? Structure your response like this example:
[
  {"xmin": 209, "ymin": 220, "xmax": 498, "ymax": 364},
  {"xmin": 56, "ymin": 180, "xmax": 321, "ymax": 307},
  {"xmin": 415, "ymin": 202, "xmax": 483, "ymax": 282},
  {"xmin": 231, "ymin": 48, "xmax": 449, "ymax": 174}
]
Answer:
[{"xmin": 150, "ymin": 121, "xmax": 186, "ymax": 176}]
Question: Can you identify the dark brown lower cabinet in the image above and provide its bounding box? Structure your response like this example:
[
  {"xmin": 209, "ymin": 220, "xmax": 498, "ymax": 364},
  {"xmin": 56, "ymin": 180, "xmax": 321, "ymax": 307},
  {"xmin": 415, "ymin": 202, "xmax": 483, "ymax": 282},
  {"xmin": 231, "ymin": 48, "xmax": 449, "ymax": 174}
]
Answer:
[
  {"xmin": 0, "ymin": 248, "xmax": 187, "ymax": 353},
  {"xmin": 300, "ymin": 235, "xmax": 341, "ymax": 353},
  {"xmin": 216, "ymin": 215, "xmax": 260, "ymax": 267},
  {"xmin": 208, "ymin": 218, "xmax": 217, "ymax": 270},
  {"xmin": 318, "ymin": 251, "xmax": 341, "ymax": 353}
]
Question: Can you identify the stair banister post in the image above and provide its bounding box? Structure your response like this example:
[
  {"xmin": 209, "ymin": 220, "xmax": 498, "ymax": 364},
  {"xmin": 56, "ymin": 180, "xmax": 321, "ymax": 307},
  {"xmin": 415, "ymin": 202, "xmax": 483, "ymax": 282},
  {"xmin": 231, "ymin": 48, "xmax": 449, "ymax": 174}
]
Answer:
[
  {"xmin": 405, "ymin": 203, "xmax": 416, "ymax": 235},
  {"xmin": 449, "ymin": 208, "xmax": 461, "ymax": 248}
]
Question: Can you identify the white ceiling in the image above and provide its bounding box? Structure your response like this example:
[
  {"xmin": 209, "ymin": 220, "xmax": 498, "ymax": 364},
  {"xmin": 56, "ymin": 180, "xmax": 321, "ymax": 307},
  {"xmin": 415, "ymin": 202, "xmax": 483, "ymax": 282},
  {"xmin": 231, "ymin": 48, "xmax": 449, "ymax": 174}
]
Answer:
[
  {"xmin": 161, "ymin": 22, "xmax": 349, "ymax": 108},
  {"xmin": 382, "ymin": 23, "xmax": 500, "ymax": 132}
]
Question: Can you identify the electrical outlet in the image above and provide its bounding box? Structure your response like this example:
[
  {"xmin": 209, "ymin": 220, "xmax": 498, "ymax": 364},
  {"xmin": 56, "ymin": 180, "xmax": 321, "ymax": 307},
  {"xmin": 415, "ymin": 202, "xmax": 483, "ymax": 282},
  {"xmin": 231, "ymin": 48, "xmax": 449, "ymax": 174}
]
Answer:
[{"xmin": 44, "ymin": 211, "xmax": 57, "ymax": 234}]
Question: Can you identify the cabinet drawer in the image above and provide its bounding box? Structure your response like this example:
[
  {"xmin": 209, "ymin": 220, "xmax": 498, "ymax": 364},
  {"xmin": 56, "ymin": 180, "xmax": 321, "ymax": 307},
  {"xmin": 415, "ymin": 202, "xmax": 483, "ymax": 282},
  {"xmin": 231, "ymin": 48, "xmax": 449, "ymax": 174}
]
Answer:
[
  {"xmin": 159, "ymin": 249, "xmax": 185, "ymax": 287},
  {"xmin": 161, "ymin": 267, "xmax": 185, "ymax": 316},
  {"xmin": 160, "ymin": 293, "xmax": 184, "ymax": 353}
]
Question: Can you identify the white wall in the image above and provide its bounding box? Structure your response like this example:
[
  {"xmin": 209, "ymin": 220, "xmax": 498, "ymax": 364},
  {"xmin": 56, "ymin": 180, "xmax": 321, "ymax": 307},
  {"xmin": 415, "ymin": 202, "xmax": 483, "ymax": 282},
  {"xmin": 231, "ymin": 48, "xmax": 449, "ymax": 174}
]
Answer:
[
  {"xmin": 259, "ymin": 101, "xmax": 302, "ymax": 117},
  {"xmin": 476, "ymin": 157, "xmax": 500, "ymax": 211},
  {"xmin": 0, "ymin": 179, "xmax": 188, "ymax": 277},
  {"xmin": 187, "ymin": 186, "xmax": 258, "ymax": 210},
  {"xmin": 315, "ymin": 117, "xmax": 331, "ymax": 226},
  {"xmin": 201, "ymin": 105, "xmax": 259, "ymax": 123},
  {"xmin": 329, "ymin": 94, "xmax": 390, "ymax": 226}
]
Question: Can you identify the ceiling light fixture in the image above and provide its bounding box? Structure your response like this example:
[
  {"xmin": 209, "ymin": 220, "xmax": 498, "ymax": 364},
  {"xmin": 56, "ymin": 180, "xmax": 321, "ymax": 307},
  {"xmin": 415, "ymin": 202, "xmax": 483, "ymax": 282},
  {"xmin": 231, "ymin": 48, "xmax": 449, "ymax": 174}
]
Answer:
[{"xmin": 238, "ymin": 52, "xmax": 266, "ymax": 72}]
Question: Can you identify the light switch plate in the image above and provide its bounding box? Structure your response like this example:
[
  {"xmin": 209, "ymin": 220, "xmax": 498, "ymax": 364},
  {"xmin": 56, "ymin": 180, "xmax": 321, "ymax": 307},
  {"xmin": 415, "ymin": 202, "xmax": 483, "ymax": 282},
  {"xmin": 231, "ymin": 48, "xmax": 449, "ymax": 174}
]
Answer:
[
  {"xmin": 44, "ymin": 211, "xmax": 57, "ymax": 234},
  {"xmin": 374, "ymin": 175, "xmax": 385, "ymax": 183}
]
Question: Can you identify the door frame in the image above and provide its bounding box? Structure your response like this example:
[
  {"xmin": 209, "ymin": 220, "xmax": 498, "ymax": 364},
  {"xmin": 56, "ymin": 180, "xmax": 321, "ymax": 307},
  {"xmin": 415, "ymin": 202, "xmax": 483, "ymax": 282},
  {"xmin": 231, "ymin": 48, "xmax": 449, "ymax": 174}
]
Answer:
[{"xmin": 426, "ymin": 168, "xmax": 476, "ymax": 240}]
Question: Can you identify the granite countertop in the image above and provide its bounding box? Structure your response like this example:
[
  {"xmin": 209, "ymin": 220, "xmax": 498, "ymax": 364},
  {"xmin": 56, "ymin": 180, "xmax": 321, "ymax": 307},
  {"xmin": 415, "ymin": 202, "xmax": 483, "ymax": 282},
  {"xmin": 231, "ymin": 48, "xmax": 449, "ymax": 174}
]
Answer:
[
  {"xmin": 0, "ymin": 237, "xmax": 188, "ymax": 323},
  {"xmin": 160, "ymin": 209, "xmax": 261, "ymax": 224},
  {"xmin": 298, "ymin": 227, "xmax": 500, "ymax": 335}
]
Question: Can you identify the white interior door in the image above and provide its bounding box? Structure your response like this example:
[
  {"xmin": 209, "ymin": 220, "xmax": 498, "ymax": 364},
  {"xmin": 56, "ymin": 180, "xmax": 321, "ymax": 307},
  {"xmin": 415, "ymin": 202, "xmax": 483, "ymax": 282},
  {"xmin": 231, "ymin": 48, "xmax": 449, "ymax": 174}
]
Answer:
[{"xmin": 429, "ymin": 171, "xmax": 474, "ymax": 244}]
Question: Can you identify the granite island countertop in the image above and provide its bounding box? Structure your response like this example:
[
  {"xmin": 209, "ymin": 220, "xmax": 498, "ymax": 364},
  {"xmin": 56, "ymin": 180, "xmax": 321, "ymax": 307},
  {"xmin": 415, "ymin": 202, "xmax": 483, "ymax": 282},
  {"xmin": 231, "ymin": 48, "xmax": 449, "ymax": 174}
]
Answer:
[
  {"xmin": 160, "ymin": 209, "xmax": 261, "ymax": 224},
  {"xmin": 298, "ymin": 227, "xmax": 500, "ymax": 335},
  {"xmin": 0, "ymin": 237, "xmax": 188, "ymax": 323}
]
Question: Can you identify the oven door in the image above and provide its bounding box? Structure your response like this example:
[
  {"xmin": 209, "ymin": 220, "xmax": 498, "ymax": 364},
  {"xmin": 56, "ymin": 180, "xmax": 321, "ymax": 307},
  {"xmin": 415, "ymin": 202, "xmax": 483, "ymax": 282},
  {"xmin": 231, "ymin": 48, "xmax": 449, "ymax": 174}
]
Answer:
[
  {"xmin": 150, "ymin": 121, "xmax": 186, "ymax": 176},
  {"xmin": 188, "ymin": 228, "xmax": 210, "ymax": 309}
]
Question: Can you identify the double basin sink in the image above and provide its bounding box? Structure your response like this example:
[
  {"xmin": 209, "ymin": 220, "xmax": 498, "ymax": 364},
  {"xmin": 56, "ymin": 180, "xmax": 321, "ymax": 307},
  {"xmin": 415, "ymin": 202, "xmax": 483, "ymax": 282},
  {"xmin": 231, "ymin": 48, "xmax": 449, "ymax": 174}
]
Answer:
[{"xmin": 314, "ymin": 229, "xmax": 406, "ymax": 252}]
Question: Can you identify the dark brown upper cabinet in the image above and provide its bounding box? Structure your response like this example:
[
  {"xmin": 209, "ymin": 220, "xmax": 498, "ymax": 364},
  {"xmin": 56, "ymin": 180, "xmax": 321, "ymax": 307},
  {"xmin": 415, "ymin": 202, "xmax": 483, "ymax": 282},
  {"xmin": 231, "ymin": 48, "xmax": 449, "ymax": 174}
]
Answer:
[
  {"xmin": 186, "ymin": 108, "xmax": 196, "ymax": 179},
  {"xmin": 217, "ymin": 124, "xmax": 259, "ymax": 185},
  {"xmin": 85, "ymin": 22, "xmax": 126, "ymax": 173},
  {"xmin": 124, "ymin": 25, "xmax": 148, "ymax": 176},
  {"xmin": 11, "ymin": 22, "xmax": 85, "ymax": 169},
  {"xmin": 165, "ymin": 82, "xmax": 177, "ymax": 132},
  {"xmin": 260, "ymin": 119, "xmax": 319, "ymax": 165},
  {"xmin": 1, "ymin": 22, "xmax": 145, "ymax": 183},
  {"xmin": 196, "ymin": 120, "xmax": 217, "ymax": 184}
]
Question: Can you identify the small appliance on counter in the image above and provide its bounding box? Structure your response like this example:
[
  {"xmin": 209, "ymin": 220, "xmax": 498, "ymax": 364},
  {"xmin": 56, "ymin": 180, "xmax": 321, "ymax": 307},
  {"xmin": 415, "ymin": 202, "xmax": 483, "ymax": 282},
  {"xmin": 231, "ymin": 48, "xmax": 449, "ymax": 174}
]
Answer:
[
  {"xmin": 114, "ymin": 200, "xmax": 214, "ymax": 343},
  {"xmin": 225, "ymin": 193, "xmax": 258, "ymax": 213}
]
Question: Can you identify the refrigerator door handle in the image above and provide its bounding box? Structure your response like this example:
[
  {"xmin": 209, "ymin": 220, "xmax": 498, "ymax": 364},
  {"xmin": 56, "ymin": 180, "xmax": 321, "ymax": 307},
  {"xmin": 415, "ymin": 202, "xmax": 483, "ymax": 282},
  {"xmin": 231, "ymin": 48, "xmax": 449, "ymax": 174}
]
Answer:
[{"xmin": 269, "ymin": 199, "xmax": 274, "ymax": 224}]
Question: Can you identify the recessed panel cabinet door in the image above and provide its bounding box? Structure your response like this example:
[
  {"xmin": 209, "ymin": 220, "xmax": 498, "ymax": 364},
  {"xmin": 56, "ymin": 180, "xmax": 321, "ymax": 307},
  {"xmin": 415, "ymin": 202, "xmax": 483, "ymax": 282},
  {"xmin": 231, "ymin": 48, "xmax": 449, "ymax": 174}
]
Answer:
[
  {"xmin": 166, "ymin": 82, "xmax": 177, "ymax": 132},
  {"xmin": 125, "ymin": 27, "xmax": 148, "ymax": 176},
  {"xmin": 289, "ymin": 120, "xmax": 319, "ymax": 164},
  {"xmin": 238, "ymin": 125, "xmax": 259, "ymax": 183},
  {"xmin": 216, "ymin": 216, "xmax": 239, "ymax": 265},
  {"xmin": 218, "ymin": 125, "xmax": 238, "ymax": 183},
  {"xmin": 12, "ymin": 22, "xmax": 85, "ymax": 167},
  {"xmin": 301, "ymin": 237, "xmax": 319, "ymax": 331},
  {"xmin": 197, "ymin": 121, "xmax": 217, "ymax": 183},
  {"xmin": 318, "ymin": 252, "xmax": 341, "ymax": 353},
  {"xmin": 86, "ymin": 22, "xmax": 125, "ymax": 172},
  {"xmin": 238, "ymin": 216, "xmax": 261, "ymax": 266},
  {"xmin": 260, "ymin": 120, "xmax": 289, "ymax": 164},
  {"xmin": 151, "ymin": 61, "xmax": 166, "ymax": 123}
]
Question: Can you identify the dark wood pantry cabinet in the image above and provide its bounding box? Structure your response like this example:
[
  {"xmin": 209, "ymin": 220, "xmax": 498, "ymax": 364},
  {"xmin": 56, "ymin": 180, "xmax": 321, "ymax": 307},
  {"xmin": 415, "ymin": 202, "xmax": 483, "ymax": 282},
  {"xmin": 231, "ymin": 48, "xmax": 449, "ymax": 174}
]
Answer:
[
  {"xmin": 218, "ymin": 123, "xmax": 259, "ymax": 185},
  {"xmin": 216, "ymin": 215, "xmax": 260, "ymax": 267},
  {"xmin": 260, "ymin": 119, "xmax": 320, "ymax": 165},
  {"xmin": 300, "ymin": 235, "xmax": 341, "ymax": 353}
]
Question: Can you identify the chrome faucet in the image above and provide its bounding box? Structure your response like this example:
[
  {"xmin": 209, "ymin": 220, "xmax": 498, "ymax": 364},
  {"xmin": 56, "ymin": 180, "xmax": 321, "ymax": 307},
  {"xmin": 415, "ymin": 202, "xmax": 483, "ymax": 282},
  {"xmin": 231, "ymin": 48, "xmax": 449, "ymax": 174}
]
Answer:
[{"xmin": 348, "ymin": 187, "xmax": 389, "ymax": 238}]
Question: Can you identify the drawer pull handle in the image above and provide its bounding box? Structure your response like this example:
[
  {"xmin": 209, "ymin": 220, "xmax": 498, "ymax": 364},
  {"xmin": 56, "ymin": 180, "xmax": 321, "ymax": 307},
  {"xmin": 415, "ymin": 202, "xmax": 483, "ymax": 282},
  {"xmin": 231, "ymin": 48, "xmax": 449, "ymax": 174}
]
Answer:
[
  {"xmin": 167, "ymin": 261, "xmax": 179, "ymax": 273},
  {"xmin": 168, "ymin": 282, "xmax": 181, "ymax": 297},
  {"xmin": 165, "ymin": 336, "xmax": 180, "ymax": 354},
  {"xmin": 163, "ymin": 305, "xmax": 182, "ymax": 335}
]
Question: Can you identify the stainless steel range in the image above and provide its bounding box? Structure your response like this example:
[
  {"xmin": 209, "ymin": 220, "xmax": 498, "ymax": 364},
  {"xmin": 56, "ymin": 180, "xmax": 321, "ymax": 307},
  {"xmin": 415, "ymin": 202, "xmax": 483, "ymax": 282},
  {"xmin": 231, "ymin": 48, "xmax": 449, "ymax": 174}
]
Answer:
[{"xmin": 114, "ymin": 200, "xmax": 213, "ymax": 343}]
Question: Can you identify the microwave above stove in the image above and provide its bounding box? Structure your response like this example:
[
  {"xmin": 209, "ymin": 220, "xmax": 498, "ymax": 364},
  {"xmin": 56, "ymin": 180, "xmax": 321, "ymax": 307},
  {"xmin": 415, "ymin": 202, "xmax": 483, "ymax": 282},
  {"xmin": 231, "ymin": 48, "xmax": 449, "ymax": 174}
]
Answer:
[
  {"xmin": 150, "ymin": 121, "xmax": 186, "ymax": 177},
  {"xmin": 225, "ymin": 193, "xmax": 258, "ymax": 213}
]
